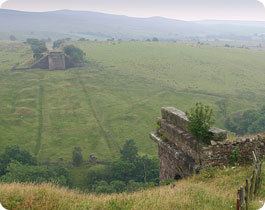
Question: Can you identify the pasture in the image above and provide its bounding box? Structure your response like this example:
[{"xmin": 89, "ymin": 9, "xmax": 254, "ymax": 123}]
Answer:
[{"xmin": 0, "ymin": 41, "xmax": 265, "ymax": 161}]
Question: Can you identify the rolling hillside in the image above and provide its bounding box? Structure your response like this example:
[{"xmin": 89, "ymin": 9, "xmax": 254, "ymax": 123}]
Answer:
[
  {"xmin": 1, "ymin": 9, "xmax": 265, "ymax": 40},
  {"xmin": 1, "ymin": 41, "xmax": 265, "ymax": 161}
]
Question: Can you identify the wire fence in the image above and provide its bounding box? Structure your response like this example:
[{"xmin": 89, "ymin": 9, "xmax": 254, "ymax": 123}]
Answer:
[{"xmin": 236, "ymin": 151, "xmax": 262, "ymax": 210}]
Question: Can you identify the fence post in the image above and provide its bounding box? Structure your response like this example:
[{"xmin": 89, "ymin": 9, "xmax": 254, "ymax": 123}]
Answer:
[
  {"xmin": 240, "ymin": 187, "xmax": 246, "ymax": 210},
  {"xmin": 245, "ymin": 179, "xmax": 249, "ymax": 210},
  {"xmin": 237, "ymin": 189, "xmax": 241, "ymax": 210},
  {"xmin": 250, "ymin": 170, "xmax": 256, "ymax": 200}
]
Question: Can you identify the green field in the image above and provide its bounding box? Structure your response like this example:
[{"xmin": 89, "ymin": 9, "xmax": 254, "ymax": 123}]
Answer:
[{"xmin": 1, "ymin": 41, "xmax": 265, "ymax": 161}]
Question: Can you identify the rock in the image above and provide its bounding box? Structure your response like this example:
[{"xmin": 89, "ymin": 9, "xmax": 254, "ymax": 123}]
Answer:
[
  {"xmin": 211, "ymin": 140, "xmax": 217, "ymax": 146},
  {"xmin": 209, "ymin": 127, "xmax": 227, "ymax": 141}
]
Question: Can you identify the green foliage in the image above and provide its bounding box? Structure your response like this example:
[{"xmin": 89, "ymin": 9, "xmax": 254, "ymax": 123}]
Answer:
[
  {"xmin": 85, "ymin": 140, "xmax": 159, "ymax": 194},
  {"xmin": 225, "ymin": 106, "xmax": 265, "ymax": 135},
  {"xmin": 63, "ymin": 45, "xmax": 86, "ymax": 64},
  {"xmin": 26, "ymin": 38, "xmax": 47, "ymax": 60},
  {"xmin": 0, "ymin": 162, "xmax": 70, "ymax": 186},
  {"xmin": 53, "ymin": 39, "xmax": 65, "ymax": 49},
  {"xmin": 0, "ymin": 145, "xmax": 71, "ymax": 186},
  {"xmin": 120, "ymin": 139, "xmax": 138, "ymax": 162},
  {"xmin": 86, "ymin": 166, "xmax": 111, "ymax": 190},
  {"xmin": 72, "ymin": 147, "xmax": 83, "ymax": 167},
  {"xmin": 0, "ymin": 145, "xmax": 37, "ymax": 176},
  {"xmin": 160, "ymin": 179, "xmax": 175, "ymax": 186},
  {"xmin": 229, "ymin": 147, "xmax": 240, "ymax": 166},
  {"xmin": 186, "ymin": 103, "xmax": 215, "ymax": 145}
]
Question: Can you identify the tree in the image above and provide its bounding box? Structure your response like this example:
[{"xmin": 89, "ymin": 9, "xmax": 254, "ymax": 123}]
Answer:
[
  {"xmin": 0, "ymin": 162, "xmax": 70, "ymax": 186},
  {"xmin": 152, "ymin": 37, "xmax": 159, "ymax": 42},
  {"xmin": 186, "ymin": 103, "xmax": 215, "ymax": 145},
  {"xmin": 63, "ymin": 45, "xmax": 86, "ymax": 64},
  {"xmin": 225, "ymin": 106, "xmax": 265, "ymax": 135},
  {"xmin": 110, "ymin": 180, "xmax": 126, "ymax": 193},
  {"xmin": 72, "ymin": 147, "xmax": 83, "ymax": 167},
  {"xmin": 26, "ymin": 38, "xmax": 47, "ymax": 60},
  {"xmin": 9, "ymin": 35, "xmax": 17, "ymax": 41},
  {"xmin": 120, "ymin": 139, "xmax": 138, "ymax": 162},
  {"xmin": 53, "ymin": 39, "xmax": 65, "ymax": 49},
  {"xmin": 0, "ymin": 145, "xmax": 37, "ymax": 176}
]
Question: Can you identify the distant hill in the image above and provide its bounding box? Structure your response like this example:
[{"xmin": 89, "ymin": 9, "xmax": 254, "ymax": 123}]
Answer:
[{"xmin": 1, "ymin": 9, "xmax": 265, "ymax": 40}]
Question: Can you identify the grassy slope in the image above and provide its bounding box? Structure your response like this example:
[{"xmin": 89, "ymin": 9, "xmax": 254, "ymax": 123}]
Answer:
[
  {"xmin": 1, "ymin": 41, "xmax": 265, "ymax": 161},
  {"xmin": 0, "ymin": 166, "xmax": 263, "ymax": 210}
]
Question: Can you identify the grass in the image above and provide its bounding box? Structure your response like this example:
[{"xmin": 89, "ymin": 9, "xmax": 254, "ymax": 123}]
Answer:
[
  {"xmin": 1, "ymin": 40, "xmax": 265, "ymax": 162},
  {"xmin": 0, "ymin": 166, "xmax": 264, "ymax": 210}
]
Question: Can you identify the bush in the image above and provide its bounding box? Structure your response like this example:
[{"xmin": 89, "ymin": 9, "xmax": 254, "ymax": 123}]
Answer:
[
  {"xmin": 0, "ymin": 145, "xmax": 37, "ymax": 176},
  {"xmin": 120, "ymin": 139, "xmax": 138, "ymax": 162},
  {"xmin": 94, "ymin": 181, "xmax": 115, "ymax": 194},
  {"xmin": 72, "ymin": 147, "xmax": 83, "ymax": 167},
  {"xmin": 0, "ymin": 162, "xmax": 70, "ymax": 186},
  {"xmin": 225, "ymin": 106, "xmax": 265, "ymax": 135},
  {"xmin": 186, "ymin": 102, "xmax": 215, "ymax": 145},
  {"xmin": 63, "ymin": 45, "xmax": 86, "ymax": 64},
  {"xmin": 85, "ymin": 140, "xmax": 159, "ymax": 194},
  {"xmin": 26, "ymin": 38, "xmax": 47, "ymax": 60},
  {"xmin": 53, "ymin": 39, "xmax": 65, "ymax": 49}
]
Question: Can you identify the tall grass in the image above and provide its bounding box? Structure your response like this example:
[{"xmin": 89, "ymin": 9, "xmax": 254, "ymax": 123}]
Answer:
[{"xmin": 0, "ymin": 166, "xmax": 263, "ymax": 210}]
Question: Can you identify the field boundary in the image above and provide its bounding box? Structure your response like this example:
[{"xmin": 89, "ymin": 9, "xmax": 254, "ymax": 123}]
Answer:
[{"xmin": 236, "ymin": 151, "xmax": 263, "ymax": 210}]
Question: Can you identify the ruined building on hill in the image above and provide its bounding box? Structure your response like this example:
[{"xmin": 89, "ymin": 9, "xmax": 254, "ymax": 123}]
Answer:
[
  {"xmin": 31, "ymin": 51, "xmax": 83, "ymax": 70},
  {"xmin": 150, "ymin": 107, "xmax": 265, "ymax": 180}
]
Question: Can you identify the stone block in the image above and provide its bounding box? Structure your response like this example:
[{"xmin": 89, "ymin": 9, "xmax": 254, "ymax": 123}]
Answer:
[
  {"xmin": 161, "ymin": 107, "xmax": 189, "ymax": 131},
  {"xmin": 209, "ymin": 127, "xmax": 227, "ymax": 141}
]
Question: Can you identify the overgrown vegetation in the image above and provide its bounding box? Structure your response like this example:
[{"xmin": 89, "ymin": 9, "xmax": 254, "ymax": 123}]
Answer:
[
  {"xmin": 0, "ymin": 145, "xmax": 70, "ymax": 186},
  {"xmin": 186, "ymin": 103, "xmax": 215, "ymax": 145},
  {"xmin": 26, "ymin": 38, "xmax": 47, "ymax": 60},
  {"xmin": 85, "ymin": 139, "xmax": 159, "ymax": 194},
  {"xmin": 63, "ymin": 45, "xmax": 86, "ymax": 64},
  {"xmin": 0, "ymin": 141, "xmax": 159, "ymax": 194},
  {"xmin": 225, "ymin": 106, "xmax": 265, "ymax": 135}
]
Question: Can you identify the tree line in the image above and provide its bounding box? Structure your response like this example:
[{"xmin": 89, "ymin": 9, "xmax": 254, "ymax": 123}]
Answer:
[{"xmin": 0, "ymin": 140, "xmax": 160, "ymax": 194}]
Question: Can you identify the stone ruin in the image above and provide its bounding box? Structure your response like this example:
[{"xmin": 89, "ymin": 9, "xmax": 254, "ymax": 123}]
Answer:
[
  {"xmin": 31, "ymin": 51, "xmax": 82, "ymax": 70},
  {"xmin": 150, "ymin": 107, "xmax": 265, "ymax": 180}
]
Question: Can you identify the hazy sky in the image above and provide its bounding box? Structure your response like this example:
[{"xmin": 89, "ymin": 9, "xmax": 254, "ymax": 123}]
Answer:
[{"xmin": 1, "ymin": 0, "xmax": 265, "ymax": 20}]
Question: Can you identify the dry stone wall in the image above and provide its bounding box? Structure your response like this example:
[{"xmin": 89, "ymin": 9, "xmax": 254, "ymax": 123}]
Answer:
[{"xmin": 150, "ymin": 107, "xmax": 265, "ymax": 180}]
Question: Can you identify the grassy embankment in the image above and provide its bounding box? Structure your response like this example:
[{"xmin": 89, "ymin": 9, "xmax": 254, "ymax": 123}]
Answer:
[{"xmin": 0, "ymin": 166, "xmax": 264, "ymax": 210}]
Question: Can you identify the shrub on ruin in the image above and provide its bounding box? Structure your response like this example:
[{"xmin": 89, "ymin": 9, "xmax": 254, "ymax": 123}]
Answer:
[
  {"xmin": 26, "ymin": 38, "xmax": 47, "ymax": 60},
  {"xmin": 186, "ymin": 102, "xmax": 215, "ymax": 145},
  {"xmin": 53, "ymin": 39, "xmax": 65, "ymax": 49},
  {"xmin": 63, "ymin": 45, "xmax": 86, "ymax": 64}
]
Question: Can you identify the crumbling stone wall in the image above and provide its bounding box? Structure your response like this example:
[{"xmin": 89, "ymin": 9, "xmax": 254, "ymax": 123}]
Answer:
[
  {"xmin": 31, "ymin": 54, "xmax": 49, "ymax": 69},
  {"xmin": 150, "ymin": 107, "xmax": 265, "ymax": 180},
  {"xmin": 30, "ymin": 51, "xmax": 83, "ymax": 70},
  {"xmin": 48, "ymin": 52, "xmax": 66, "ymax": 70}
]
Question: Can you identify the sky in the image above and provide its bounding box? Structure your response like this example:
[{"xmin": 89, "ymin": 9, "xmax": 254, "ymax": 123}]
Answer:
[{"xmin": 1, "ymin": 0, "xmax": 265, "ymax": 21}]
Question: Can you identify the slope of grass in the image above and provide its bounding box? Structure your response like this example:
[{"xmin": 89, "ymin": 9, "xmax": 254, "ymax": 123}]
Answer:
[
  {"xmin": 0, "ymin": 166, "xmax": 263, "ymax": 210},
  {"xmin": 1, "ymin": 41, "xmax": 265, "ymax": 161}
]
